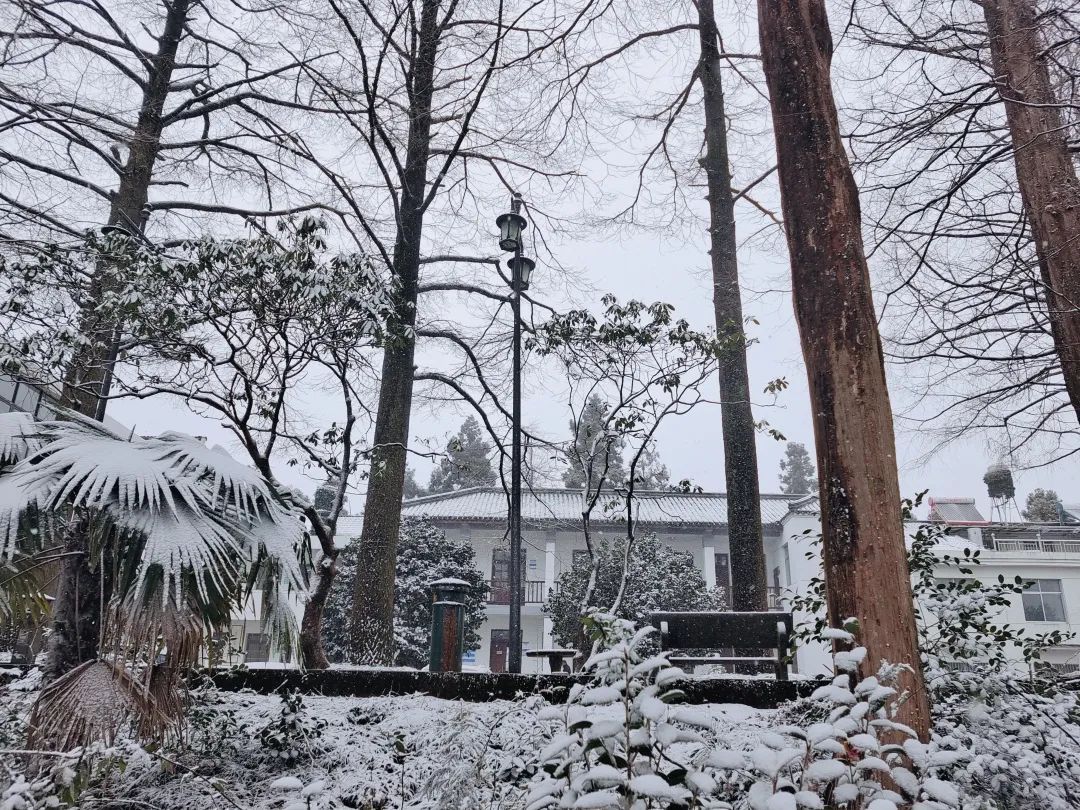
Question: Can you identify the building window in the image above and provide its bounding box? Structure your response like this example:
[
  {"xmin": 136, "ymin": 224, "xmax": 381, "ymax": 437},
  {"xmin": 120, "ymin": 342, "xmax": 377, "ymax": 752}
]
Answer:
[
  {"xmin": 1022, "ymin": 579, "xmax": 1066, "ymax": 622},
  {"xmin": 12, "ymin": 384, "xmax": 40, "ymax": 414},
  {"xmin": 245, "ymin": 633, "xmax": 271, "ymax": 662},
  {"xmin": 0, "ymin": 375, "xmax": 16, "ymax": 406}
]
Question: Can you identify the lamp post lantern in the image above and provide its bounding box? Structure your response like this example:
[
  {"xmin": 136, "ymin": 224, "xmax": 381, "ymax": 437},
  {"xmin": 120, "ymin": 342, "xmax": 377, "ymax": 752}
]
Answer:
[{"xmin": 496, "ymin": 193, "xmax": 533, "ymax": 673}]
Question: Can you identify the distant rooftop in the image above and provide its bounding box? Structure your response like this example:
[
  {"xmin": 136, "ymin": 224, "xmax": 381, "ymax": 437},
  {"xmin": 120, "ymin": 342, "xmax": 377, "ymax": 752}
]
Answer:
[
  {"xmin": 334, "ymin": 487, "xmax": 818, "ymax": 536},
  {"xmin": 928, "ymin": 497, "xmax": 988, "ymax": 526}
]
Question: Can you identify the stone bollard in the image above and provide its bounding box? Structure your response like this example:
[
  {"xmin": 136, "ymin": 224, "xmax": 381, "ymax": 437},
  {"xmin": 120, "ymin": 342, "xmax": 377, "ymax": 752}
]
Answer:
[{"xmin": 428, "ymin": 578, "xmax": 471, "ymax": 673}]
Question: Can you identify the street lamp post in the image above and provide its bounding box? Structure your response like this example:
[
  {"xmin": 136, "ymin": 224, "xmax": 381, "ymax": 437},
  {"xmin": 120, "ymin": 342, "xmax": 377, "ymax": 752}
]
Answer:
[{"xmin": 495, "ymin": 194, "xmax": 534, "ymax": 673}]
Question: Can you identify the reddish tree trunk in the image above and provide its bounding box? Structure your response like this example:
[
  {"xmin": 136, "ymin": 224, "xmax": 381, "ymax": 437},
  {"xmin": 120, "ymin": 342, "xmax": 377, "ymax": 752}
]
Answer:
[
  {"xmin": 981, "ymin": 0, "xmax": 1080, "ymax": 424},
  {"xmin": 757, "ymin": 0, "xmax": 930, "ymax": 739},
  {"xmin": 696, "ymin": 0, "xmax": 767, "ymax": 611}
]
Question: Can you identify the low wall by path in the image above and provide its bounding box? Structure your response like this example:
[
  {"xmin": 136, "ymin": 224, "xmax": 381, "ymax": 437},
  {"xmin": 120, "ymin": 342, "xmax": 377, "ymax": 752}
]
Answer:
[{"xmin": 198, "ymin": 667, "xmax": 823, "ymax": 709}]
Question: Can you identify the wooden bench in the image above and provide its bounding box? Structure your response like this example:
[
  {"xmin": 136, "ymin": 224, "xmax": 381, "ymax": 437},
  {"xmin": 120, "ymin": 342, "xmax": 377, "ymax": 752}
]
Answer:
[{"xmin": 649, "ymin": 611, "xmax": 794, "ymax": 681}]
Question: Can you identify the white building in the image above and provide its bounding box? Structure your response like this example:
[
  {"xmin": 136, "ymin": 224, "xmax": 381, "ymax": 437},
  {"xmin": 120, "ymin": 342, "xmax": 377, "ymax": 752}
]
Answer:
[
  {"xmin": 336, "ymin": 488, "xmax": 822, "ymax": 674},
  {"xmin": 332, "ymin": 489, "xmax": 1080, "ymax": 677}
]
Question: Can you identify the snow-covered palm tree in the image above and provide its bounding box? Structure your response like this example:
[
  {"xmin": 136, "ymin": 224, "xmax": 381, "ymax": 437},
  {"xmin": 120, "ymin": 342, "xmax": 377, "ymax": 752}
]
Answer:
[{"xmin": 0, "ymin": 410, "xmax": 309, "ymax": 748}]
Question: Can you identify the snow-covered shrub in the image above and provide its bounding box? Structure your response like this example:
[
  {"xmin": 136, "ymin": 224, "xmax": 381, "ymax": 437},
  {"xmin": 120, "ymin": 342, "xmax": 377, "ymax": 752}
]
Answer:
[
  {"xmin": 708, "ymin": 628, "xmax": 969, "ymax": 810},
  {"xmin": 545, "ymin": 534, "xmax": 724, "ymax": 651},
  {"xmin": 184, "ymin": 684, "xmax": 244, "ymax": 760},
  {"xmin": 409, "ymin": 696, "xmax": 552, "ymax": 809},
  {"xmin": 787, "ymin": 493, "xmax": 1080, "ymax": 809},
  {"xmin": 258, "ymin": 690, "xmax": 326, "ymax": 766},
  {"xmin": 529, "ymin": 614, "xmax": 968, "ymax": 810},
  {"xmin": 904, "ymin": 495, "xmax": 1080, "ymax": 808},
  {"xmin": 528, "ymin": 613, "xmax": 715, "ymax": 809},
  {"xmin": 929, "ymin": 674, "xmax": 1080, "ymax": 809},
  {"xmin": 0, "ymin": 745, "xmax": 138, "ymax": 809}
]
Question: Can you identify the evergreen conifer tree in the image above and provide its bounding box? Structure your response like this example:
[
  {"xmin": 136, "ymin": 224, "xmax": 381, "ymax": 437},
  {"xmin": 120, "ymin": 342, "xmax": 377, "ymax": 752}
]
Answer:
[
  {"xmin": 323, "ymin": 518, "xmax": 486, "ymax": 666},
  {"xmin": 428, "ymin": 417, "xmax": 496, "ymax": 493},
  {"xmin": 1023, "ymin": 488, "xmax": 1062, "ymax": 523},
  {"xmin": 779, "ymin": 441, "xmax": 817, "ymax": 495},
  {"xmin": 562, "ymin": 395, "xmax": 627, "ymax": 490}
]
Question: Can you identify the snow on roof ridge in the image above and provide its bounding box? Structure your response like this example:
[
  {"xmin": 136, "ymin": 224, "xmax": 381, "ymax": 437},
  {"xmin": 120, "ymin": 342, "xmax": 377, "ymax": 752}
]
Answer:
[{"xmin": 402, "ymin": 485, "xmax": 803, "ymax": 503}]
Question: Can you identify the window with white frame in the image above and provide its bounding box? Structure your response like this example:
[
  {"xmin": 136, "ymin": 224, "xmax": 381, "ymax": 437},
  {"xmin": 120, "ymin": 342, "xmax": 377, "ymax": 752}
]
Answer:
[{"xmin": 1022, "ymin": 579, "xmax": 1066, "ymax": 622}]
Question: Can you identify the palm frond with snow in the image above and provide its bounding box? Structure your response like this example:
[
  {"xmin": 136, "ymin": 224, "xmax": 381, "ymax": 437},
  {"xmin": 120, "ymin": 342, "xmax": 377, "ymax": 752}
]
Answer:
[
  {"xmin": 1, "ymin": 413, "xmax": 311, "ymax": 745},
  {"xmin": 1, "ymin": 413, "xmax": 309, "ymax": 652},
  {"xmin": 0, "ymin": 411, "xmax": 40, "ymax": 468}
]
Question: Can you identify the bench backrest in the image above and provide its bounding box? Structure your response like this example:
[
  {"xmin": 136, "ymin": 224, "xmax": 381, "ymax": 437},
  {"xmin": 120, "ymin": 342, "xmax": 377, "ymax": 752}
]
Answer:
[{"xmin": 650, "ymin": 611, "xmax": 794, "ymax": 651}]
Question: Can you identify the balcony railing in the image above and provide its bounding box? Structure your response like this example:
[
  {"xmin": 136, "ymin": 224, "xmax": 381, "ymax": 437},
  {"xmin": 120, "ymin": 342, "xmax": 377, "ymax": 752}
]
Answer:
[
  {"xmin": 483, "ymin": 581, "xmax": 786, "ymax": 609},
  {"xmin": 487, "ymin": 580, "xmax": 549, "ymax": 605},
  {"xmin": 990, "ymin": 537, "xmax": 1080, "ymax": 555}
]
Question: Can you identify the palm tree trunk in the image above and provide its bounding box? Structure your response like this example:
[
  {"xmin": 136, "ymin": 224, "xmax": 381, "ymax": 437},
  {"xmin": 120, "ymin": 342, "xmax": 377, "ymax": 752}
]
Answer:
[{"xmin": 757, "ymin": 0, "xmax": 931, "ymax": 739}]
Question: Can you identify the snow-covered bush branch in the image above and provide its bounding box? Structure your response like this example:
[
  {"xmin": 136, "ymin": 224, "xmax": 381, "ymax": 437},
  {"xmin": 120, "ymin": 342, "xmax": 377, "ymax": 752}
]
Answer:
[{"xmin": 529, "ymin": 615, "xmax": 971, "ymax": 810}]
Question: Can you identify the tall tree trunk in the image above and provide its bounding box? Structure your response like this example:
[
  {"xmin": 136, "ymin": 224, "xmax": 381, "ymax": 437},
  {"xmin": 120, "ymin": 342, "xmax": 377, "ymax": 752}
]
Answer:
[
  {"xmin": 696, "ymin": 0, "xmax": 767, "ymax": 611},
  {"xmin": 48, "ymin": 0, "xmax": 191, "ymax": 681},
  {"xmin": 62, "ymin": 0, "xmax": 190, "ymax": 416},
  {"xmin": 981, "ymin": 0, "xmax": 1080, "ymax": 424},
  {"xmin": 349, "ymin": 0, "xmax": 442, "ymax": 665},
  {"xmin": 757, "ymin": 0, "xmax": 930, "ymax": 739}
]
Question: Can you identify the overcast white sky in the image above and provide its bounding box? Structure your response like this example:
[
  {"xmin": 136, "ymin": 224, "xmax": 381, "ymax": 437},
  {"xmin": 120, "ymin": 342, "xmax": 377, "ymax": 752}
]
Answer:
[
  {"xmin": 106, "ymin": 0, "xmax": 1079, "ymax": 522},
  {"xmin": 110, "ymin": 212, "xmax": 1078, "ymax": 523}
]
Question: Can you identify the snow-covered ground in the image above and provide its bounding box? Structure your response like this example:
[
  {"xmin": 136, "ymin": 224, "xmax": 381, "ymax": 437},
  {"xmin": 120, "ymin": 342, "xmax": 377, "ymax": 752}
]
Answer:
[{"xmin": 0, "ymin": 672, "xmax": 770, "ymax": 809}]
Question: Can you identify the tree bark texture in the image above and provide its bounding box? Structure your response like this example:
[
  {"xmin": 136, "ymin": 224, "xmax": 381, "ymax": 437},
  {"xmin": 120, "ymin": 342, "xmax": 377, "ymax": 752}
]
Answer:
[
  {"xmin": 61, "ymin": 0, "xmax": 191, "ymax": 417},
  {"xmin": 757, "ymin": 0, "xmax": 931, "ymax": 739},
  {"xmin": 349, "ymin": 0, "xmax": 442, "ymax": 665},
  {"xmin": 981, "ymin": 0, "xmax": 1080, "ymax": 425},
  {"xmin": 697, "ymin": 0, "xmax": 767, "ymax": 611},
  {"xmin": 43, "ymin": 524, "xmax": 110, "ymax": 682},
  {"xmin": 48, "ymin": 0, "xmax": 191, "ymax": 682},
  {"xmin": 300, "ymin": 553, "xmax": 336, "ymax": 669}
]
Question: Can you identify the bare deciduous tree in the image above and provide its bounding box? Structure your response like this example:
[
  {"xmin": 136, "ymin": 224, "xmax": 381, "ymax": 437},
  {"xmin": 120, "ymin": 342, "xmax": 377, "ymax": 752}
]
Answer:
[
  {"xmin": 1, "ymin": 0, "xmax": 331, "ymax": 675},
  {"xmin": 847, "ymin": 0, "xmax": 1080, "ymax": 462},
  {"xmin": 980, "ymin": 0, "xmax": 1080, "ymax": 424},
  {"xmin": 294, "ymin": 0, "xmax": 591, "ymax": 664},
  {"xmin": 543, "ymin": 0, "xmax": 773, "ymax": 608},
  {"xmin": 533, "ymin": 296, "xmax": 723, "ymax": 659}
]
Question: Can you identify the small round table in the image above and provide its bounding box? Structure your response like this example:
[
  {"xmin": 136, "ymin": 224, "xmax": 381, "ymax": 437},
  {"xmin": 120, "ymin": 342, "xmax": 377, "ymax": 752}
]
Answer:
[{"xmin": 526, "ymin": 648, "xmax": 578, "ymax": 674}]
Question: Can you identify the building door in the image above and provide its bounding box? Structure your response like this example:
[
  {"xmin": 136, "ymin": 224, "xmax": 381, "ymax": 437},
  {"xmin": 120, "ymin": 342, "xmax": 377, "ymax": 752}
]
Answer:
[
  {"xmin": 491, "ymin": 550, "xmax": 510, "ymax": 604},
  {"xmin": 714, "ymin": 553, "xmax": 731, "ymax": 608},
  {"xmin": 489, "ymin": 629, "xmax": 510, "ymax": 673}
]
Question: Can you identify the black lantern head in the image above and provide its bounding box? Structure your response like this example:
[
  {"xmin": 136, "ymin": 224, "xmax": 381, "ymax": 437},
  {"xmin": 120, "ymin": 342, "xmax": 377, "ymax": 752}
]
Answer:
[
  {"xmin": 507, "ymin": 255, "xmax": 535, "ymax": 290},
  {"xmin": 496, "ymin": 211, "xmax": 527, "ymax": 252}
]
